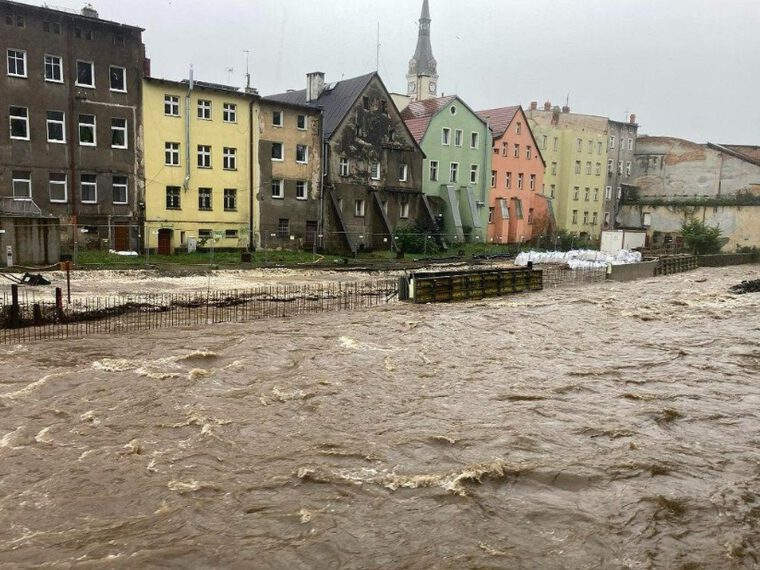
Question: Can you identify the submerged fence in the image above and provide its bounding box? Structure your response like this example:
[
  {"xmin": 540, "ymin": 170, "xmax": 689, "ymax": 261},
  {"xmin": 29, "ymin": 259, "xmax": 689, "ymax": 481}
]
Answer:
[{"xmin": 0, "ymin": 280, "xmax": 399, "ymax": 344}]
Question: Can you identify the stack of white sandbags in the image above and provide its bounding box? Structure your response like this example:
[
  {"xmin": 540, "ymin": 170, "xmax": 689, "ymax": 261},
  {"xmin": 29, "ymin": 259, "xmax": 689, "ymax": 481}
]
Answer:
[{"xmin": 514, "ymin": 249, "xmax": 642, "ymax": 269}]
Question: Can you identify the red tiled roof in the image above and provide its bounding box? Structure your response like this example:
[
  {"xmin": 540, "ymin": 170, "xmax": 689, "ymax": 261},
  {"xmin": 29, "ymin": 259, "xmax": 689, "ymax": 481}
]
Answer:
[
  {"xmin": 477, "ymin": 106, "xmax": 521, "ymax": 138},
  {"xmin": 404, "ymin": 117, "xmax": 432, "ymax": 144},
  {"xmin": 401, "ymin": 96, "xmax": 457, "ymax": 143}
]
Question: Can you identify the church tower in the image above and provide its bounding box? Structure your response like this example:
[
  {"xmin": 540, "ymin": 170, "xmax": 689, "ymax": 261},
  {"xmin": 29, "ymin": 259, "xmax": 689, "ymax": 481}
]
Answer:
[{"xmin": 406, "ymin": 0, "xmax": 438, "ymax": 101}]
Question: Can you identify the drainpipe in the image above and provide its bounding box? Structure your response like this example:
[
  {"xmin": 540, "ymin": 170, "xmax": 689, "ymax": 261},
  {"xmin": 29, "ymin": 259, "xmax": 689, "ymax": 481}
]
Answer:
[
  {"xmin": 248, "ymin": 97, "xmax": 256, "ymax": 250},
  {"xmin": 184, "ymin": 66, "xmax": 193, "ymax": 192},
  {"xmin": 65, "ymin": 21, "xmax": 78, "ymax": 262},
  {"xmin": 318, "ymin": 107, "xmax": 326, "ymax": 251},
  {"xmin": 482, "ymin": 118, "xmax": 490, "ymax": 237}
]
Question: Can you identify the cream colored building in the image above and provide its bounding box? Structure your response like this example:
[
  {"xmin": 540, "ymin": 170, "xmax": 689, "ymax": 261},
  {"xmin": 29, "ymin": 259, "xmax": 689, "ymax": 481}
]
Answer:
[{"xmin": 142, "ymin": 77, "xmax": 258, "ymax": 254}]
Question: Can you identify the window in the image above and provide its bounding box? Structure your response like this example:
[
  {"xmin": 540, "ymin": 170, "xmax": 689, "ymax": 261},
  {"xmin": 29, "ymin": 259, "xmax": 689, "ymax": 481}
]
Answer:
[
  {"xmin": 12, "ymin": 171, "xmax": 31, "ymax": 200},
  {"xmin": 607, "ymin": 159, "xmax": 613, "ymax": 174},
  {"xmin": 593, "ymin": 188, "xmax": 599, "ymax": 201},
  {"xmin": 575, "ymin": 161, "xmax": 581, "ymax": 174},
  {"xmin": 272, "ymin": 110, "xmax": 283, "ymax": 127},
  {"xmin": 549, "ymin": 184, "xmax": 556, "ymax": 198},
  {"xmin": 46, "ymin": 111, "xmax": 65, "ymax": 143},
  {"xmin": 516, "ymin": 122, "xmax": 522, "ymax": 135},
  {"xmin": 78, "ymin": 114, "xmax": 96, "ymax": 146},
  {"xmin": 449, "ymin": 162, "xmax": 459, "ymax": 183},
  {"xmin": 514, "ymin": 144, "xmax": 520, "ymax": 158},
  {"xmin": 584, "ymin": 187, "xmax": 590, "ymax": 201},
  {"xmin": 572, "ymin": 210, "xmax": 578, "ymax": 224},
  {"xmin": 223, "ymin": 147, "xmax": 237, "ymax": 170},
  {"xmin": 595, "ymin": 162, "xmax": 601, "ymax": 176},
  {"xmin": 271, "ymin": 142, "xmax": 283, "ymax": 161},
  {"xmin": 296, "ymin": 144, "xmax": 308, "ymax": 164},
  {"xmin": 370, "ymin": 162, "xmax": 381, "ymax": 180},
  {"xmin": 491, "ymin": 170, "xmax": 497, "ymax": 188},
  {"xmin": 223, "ymin": 103, "xmax": 237, "ymax": 123},
  {"xmin": 528, "ymin": 208, "xmax": 535, "ymax": 224},
  {"xmin": 592, "ymin": 212, "xmax": 598, "ymax": 225},
  {"xmin": 529, "ymin": 174, "xmax": 536, "ymax": 191},
  {"xmin": 271, "ymin": 179, "xmax": 284, "ymax": 198},
  {"xmin": 400, "ymin": 199, "xmax": 410, "ymax": 219},
  {"xmin": 517, "ymin": 173, "xmax": 524, "ymax": 190},
  {"xmin": 113, "ymin": 175, "xmax": 128, "ymax": 204},
  {"xmin": 626, "ymin": 161, "xmax": 632, "ymax": 176},
  {"xmin": 225, "ymin": 229, "xmax": 238, "ymax": 239},
  {"xmin": 44, "ymin": 55, "xmax": 62, "ymax": 82},
  {"xmin": 381, "ymin": 101, "xmax": 388, "ymax": 114},
  {"xmin": 551, "ymin": 162, "xmax": 557, "ymax": 175},
  {"xmin": 617, "ymin": 186, "xmax": 622, "ymax": 199},
  {"xmin": 49, "ymin": 173, "xmax": 67, "ymax": 202},
  {"xmin": 399, "ymin": 163, "xmax": 408, "ymax": 182},
  {"xmin": 354, "ymin": 199, "xmax": 365, "ymax": 217},
  {"xmin": 573, "ymin": 187, "xmax": 580, "ymax": 201},
  {"xmin": 165, "ymin": 142, "xmax": 180, "ymax": 165},
  {"xmin": 470, "ymin": 164, "xmax": 479, "ymax": 184},
  {"xmin": 198, "ymin": 229, "xmax": 212, "ymax": 239},
  {"xmin": 604, "ymin": 212, "xmax": 611, "ymax": 225},
  {"xmin": 111, "ymin": 118, "xmax": 127, "ymax": 148},
  {"xmin": 585, "ymin": 162, "xmax": 592, "ymax": 175},
  {"xmin": 429, "ymin": 160, "xmax": 438, "ymax": 181},
  {"xmin": 166, "ymin": 186, "xmax": 181, "ymax": 209},
  {"xmin": 7, "ymin": 49, "xmax": 26, "ymax": 77},
  {"xmin": 609, "ymin": 135, "xmax": 616, "ymax": 149},
  {"xmin": 488, "ymin": 207, "xmax": 495, "ymax": 224},
  {"xmin": 76, "ymin": 60, "xmax": 94, "ymax": 87},
  {"xmin": 514, "ymin": 199, "xmax": 524, "ymax": 219},
  {"xmin": 164, "ymin": 95, "xmax": 180, "ymax": 116},
  {"xmin": 277, "ymin": 218, "xmax": 289, "ymax": 238},
  {"xmin": 526, "ymin": 146, "xmax": 532, "ymax": 160},
  {"xmin": 197, "ymin": 145, "xmax": 211, "ymax": 168},
  {"xmin": 339, "ymin": 158, "xmax": 349, "ymax": 177},
  {"xmin": 605, "ymin": 186, "xmax": 612, "ymax": 200},
  {"xmin": 501, "ymin": 142, "xmax": 508, "ymax": 156},
  {"xmin": 297, "ymin": 114, "xmax": 307, "ymax": 130},
  {"xmin": 541, "ymin": 135, "xmax": 547, "ymax": 150},
  {"xmin": 583, "ymin": 211, "xmax": 589, "ymax": 224},
  {"xmin": 597, "ymin": 141, "xmax": 603, "ymax": 155},
  {"xmin": 74, "ymin": 28, "xmax": 93, "ymax": 40},
  {"xmin": 454, "ymin": 129, "xmax": 463, "ymax": 147},
  {"xmin": 628, "ymin": 138, "xmax": 634, "ymax": 151},
  {"xmin": 296, "ymin": 181, "xmax": 308, "ymax": 200},
  {"xmin": 197, "ymin": 100, "xmax": 212, "ymax": 120},
  {"xmin": 109, "ymin": 66, "xmax": 126, "ymax": 92},
  {"xmin": 618, "ymin": 160, "xmax": 623, "ymax": 175},
  {"xmin": 505, "ymin": 172, "xmax": 512, "ymax": 189},
  {"xmin": 9, "ymin": 106, "xmax": 29, "ymax": 140},
  {"xmin": 80, "ymin": 174, "xmax": 97, "ymax": 203},
  {"xmin": 362, "ymin": 96, "xmax": 370, "ymax": 110},
  {"xmin": 224, "ymin": 189, "xmax": 237, "ymax": 211},
  {"xmin": 470, "ymin": 132, "xmax": 479, "ymax": 149},
  {"xmin": 113, "ymin": 34, "xmax": 124, "ymax": 46},
  {"xmin": 576, "ymin": 138, "xmax": 582, "ymax": 152},
  {"xmin": 553, "ymin": 137, "xmax": 559, "ymax": 151},
  {"xmin": 198, "ymin": 188, "xmax": 212, "ymax": 210},
  {"xmin": 7, "ymin": 15, "xmax": 25, "ymax": 27},
  {"xmin": 442, "ymin": 128, "xmax": 451, "ymax": 145}
]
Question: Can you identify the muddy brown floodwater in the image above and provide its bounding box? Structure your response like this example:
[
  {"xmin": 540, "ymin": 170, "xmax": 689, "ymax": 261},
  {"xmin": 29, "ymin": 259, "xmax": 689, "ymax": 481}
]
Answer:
[{"xmin": 1, "ymin": 266, "xmax": 759, "ymax": 569}]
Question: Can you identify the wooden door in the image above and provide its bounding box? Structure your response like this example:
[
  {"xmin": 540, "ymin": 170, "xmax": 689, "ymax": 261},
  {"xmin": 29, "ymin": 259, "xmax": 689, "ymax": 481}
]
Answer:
[
  {"xmin": 157, "ymin": 229, "xmax": 172, "ymax": 255},
  {"xmin": 114, "ymin": 225, "xmax": 130, "ymax": 251}
]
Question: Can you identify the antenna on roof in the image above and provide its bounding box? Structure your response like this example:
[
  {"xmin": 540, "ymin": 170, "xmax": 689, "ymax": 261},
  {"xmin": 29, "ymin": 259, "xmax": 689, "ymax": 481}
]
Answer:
[
  {"xmin": 226, "ymin": 67, "xmax": 234, "ymax": 84},
  {"xmin": 244, "ymin": 50, "xmax": 251, "ymax": 90}
]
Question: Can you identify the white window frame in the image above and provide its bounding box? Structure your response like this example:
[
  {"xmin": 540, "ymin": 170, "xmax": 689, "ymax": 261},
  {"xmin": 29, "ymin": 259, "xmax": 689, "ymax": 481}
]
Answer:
[
  {"xmin": 491, "ymin": 170, "xmax": 497, "ymax": 188},
  {"xmin": 111, "ymin": 118, "xmax": 128, "ymax": 149},
  {"xmin": 400, "ymin": 200, "xmax": 410, "ymax": 219},
  {"xmin": 197, "ymin": 99, "xmax": 212, "ymax": 120},
  {"xmin": 271, "ymin": 142, "xmax": 284, "ymax": 161},
  {"xmin": 592, "ymin": 212, "xmax": 598, "ymax": 225},
  {"xmin": 550, "ymin": 184, "xmax": 556, "ymax": 198},
  {"xmin": 607, "ymin": 159, "xmax": 614, "ymax": 173},
  {"xmin": 198, "ymin": 187, "xmax": 212, "ymax": 211},
  {"xmin": 605, "ymin": 186, "xmax": 612, "ymax": 200},
  {"xmin": 585, "ymin": 161, "xmax": 592, "ymax": 175},
  {"xmin": 271, "ymin": 179, "xmax": 284, "ymax": 199},
  {"xmin": 7, "ymin": 49, "xmax": 27, "ymax": 78},
  {"xmin": 399, "ymin": 163, "xmax": 408, "ymax": 182},
  {"xmin": 618, "ymin": 160, "xmax": 624, "ymax": 175},
  {"xmin": 197, "ymin": 145, "xmax": 212, "ymax": 168},
  {"xmin": 11, "ymin": 171, "xmax": 31, "ymax": 200},
  {"xmin": 354, "ymin": 199, "xmax": 366, "ymax": 217},
  {"xmin": 164, "ymin": 95, "xmax": 180, "ymax": 117},
  {"xmin": 272, "ymin": 110, "xmax": 283, "ymax": 127},
  {"xmin": 595, "ymin": 162, "xmax": 601, "ymax": 176},
  {"xmin": 78, "ymin": 114, "xmax": 96, "ymax": 146},
  {"xmin": 609, "ymin": 135, "xmax": 616, "ymax": 149},
  {"xmin": 626, "ymin": 161, "xmax": 632, "ymax": 176},
  {"xmin": 593, "ymin": 188, "xmax": 599, "ymax": 202},
  {"xmin": 80, "ymin": 174, "xmax": 97, "ymax": 204},
  {"xmin": 112, "ymin": 175, "xmax": 128, "ymax": 204},
  {"xmin": 470, "ymin": 164, "xmax": 479, "ymax": 184},
  {"xmin": 224, "ymin": 188, "xmax": 237, "ymax": 211},
  {"xmin": 454, "ymin": 129, "xmax": 463, "ymax": 147},
  {"xmin": 339, "ymin": 158, "xmax": 349, "ymax": 176},
  {"xmin": 551, "ymin": 162, "xmax": 557, "ymax": 175},
  {"xmin": 575, "ymin": 161, "xmax": 581, "ymax": 174},
  {"xmin": 370, "ymin": 162, "xmax": 381, "ymax": 181},
  {"xmin": 109, "ymin": 65, "xmax": 126, "ymax": 93},
  {"xmin": 223, "ymin": 103, "xmax": 237, "ymax": 123},
  {"xmin": 48, "ymin": 173, "xmax": 67, "ymax": 203},
  {"xmin": 223, "ymin": 147, "xmax": 237, "ymax": 170},
  {"xmin": 617, "ymin": 186, "xmax": 622, "ymax": 199},
  {"xmin": 442, "ymin": 127, "xmax": 451, "ymax": 145},
  {"xmin": 572, "ymin": 210, "xmax": 578, "ymax": 224},
  {"xmin": 505, "ymin": 172, "xmax": 512, "ymax": 189},
  {"xmin": 297, "ymin": 114, "xmax": 307, "ymax": 130},
  {"xmin": 9, "ymin": 106, "xmax": 29, "ymax": 140},
  {"xmin": 165, "ymin": 142, "xmax": 180, "ymax": 166},
  {"xmin": 517, "ymin": 173, "xmax": 524, "ymax": 190},
  {"xmin": 516, "ymin": 122, "xmax": 522, "ymax": 135},
  {"xmin": 526, "ymin": 146, "xmax": 532, "ymax": 160},
  {"xmin": 529, "ymin": 174, "xmax": 536, "ymax": 191},
  {"xmin": 628, "ymin": 138, "xmax": 633, "ymax": 151},
  {"xmin": 44, "ymin": 54, "xmax": 63, "ymax": 83},
  {"xmin": 296, "ymin": 144, "xmax": 309, "ymax": 164},
  {"xmin": 449, "ymin": 162, "xmax": 459, "ymax": 183},
  {"xmin": 296, "ymin": 181, "xmax": 308, "ymax": 200},
  {"xmin": 514, "ymin": 144, "xmax": 520, "ymax": 159},
  {"xmin": 46, "ymin": 110, "xmax": 65, "ymax": 143},
  {"xmin": 429, "ymin": 160, "xmax": 438, "ymax": 181},
  {"xmin": 75, "ymin": 60, "xmax": 95, "ymax": 88}
]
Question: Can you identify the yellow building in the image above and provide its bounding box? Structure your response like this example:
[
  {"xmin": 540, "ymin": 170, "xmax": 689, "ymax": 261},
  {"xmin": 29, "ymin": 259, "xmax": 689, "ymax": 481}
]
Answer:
[
  {"xmin": 527, "ymin": 105, "xmax": 608, "ymax": 240},
  {"xmin": 142, "ymin": 77, "xmax": 259, "ymax": 254}
]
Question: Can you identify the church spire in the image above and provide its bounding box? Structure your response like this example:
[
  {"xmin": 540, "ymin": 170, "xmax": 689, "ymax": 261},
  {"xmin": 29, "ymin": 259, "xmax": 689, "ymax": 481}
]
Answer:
[{"xmin": 406, "ymin": 0, "xmax": 438, "ymax": 100}]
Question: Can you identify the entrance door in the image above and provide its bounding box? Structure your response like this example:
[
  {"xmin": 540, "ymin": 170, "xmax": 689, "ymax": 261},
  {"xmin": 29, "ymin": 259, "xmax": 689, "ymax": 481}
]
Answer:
[
  {"xmin": 157, "ymin": 229, "xmax": 172, "ymax": 255},
  {"xmin": 304, "ymin": 221, "xmax": 318, "ymax": 250},
  {"xmin": 114, "ymin": 225, "xmax": 130, "ymax": 251}
]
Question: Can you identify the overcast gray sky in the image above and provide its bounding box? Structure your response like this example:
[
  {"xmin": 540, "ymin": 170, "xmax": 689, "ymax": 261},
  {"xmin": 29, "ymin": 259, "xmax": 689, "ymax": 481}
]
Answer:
[{"xmin": 39, "ymin": 0, "xmax": 760, "ymax": 144}]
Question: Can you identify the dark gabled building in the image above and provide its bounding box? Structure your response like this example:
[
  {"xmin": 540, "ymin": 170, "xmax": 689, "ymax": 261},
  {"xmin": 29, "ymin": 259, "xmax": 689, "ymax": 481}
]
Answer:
[
  {"xmin": 266, "ymin": 72, "xmax": 433, "ymax": 254},
  {"xmin": 0, "ymin": 0, "xmax": 146, "ymax": 256}
]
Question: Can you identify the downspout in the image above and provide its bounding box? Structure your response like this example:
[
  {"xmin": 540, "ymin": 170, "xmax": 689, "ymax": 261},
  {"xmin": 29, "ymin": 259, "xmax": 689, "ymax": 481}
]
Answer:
[
  {"xmin": 65, "ymin": 20, "xmax": 78, "ymax": 259},
  {"xmin": 318, "ymin": 107, "xmax": 326, "ymax": 251},
  {"xmin": 248, "ymin": 97, "xmax": 256, "ymax": 250},
  {"xmin": 482, "ymin": 118, "xmax": 490, "ymax": 238},
  {"xmin": 183, "ymin": 66, "xmax": 193, "ymax": 192}
]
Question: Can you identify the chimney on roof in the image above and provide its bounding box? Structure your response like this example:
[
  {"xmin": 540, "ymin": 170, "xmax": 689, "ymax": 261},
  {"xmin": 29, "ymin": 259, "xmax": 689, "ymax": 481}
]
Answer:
[
  {"xmin": 81, "ymin": 3, "xmax": 98, "ymax": 18},
  {"xmin": 552, "ymin": 106, "xmax": 561, "ymax": 125},
  {"xmin": 543, "ymin": 101, "xmax": 552, "ymax": 111},
  {"xmin": 629, "ymin": 113, "xmax": 637, "ymax": 124},
  {"xmin": 143, "ymin": 57, "xmax": 151, "ymax": 78},
  {"xmin": 530, "ymin": 101, "xmax": 538, "ymax": 111},
  {"xmin": 306, "ymin": 72, "xmax": 325, "ymax": 103},
  {"xmin": 562, "ymin": 105, "xmax": 570, "ymax": 114}
]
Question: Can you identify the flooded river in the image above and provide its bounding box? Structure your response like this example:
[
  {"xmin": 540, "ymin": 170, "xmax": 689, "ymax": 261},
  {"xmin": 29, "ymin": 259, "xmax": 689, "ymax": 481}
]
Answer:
[{"xmin": 1, "ymin": 266, "xmax": 759, "ymax": 569}]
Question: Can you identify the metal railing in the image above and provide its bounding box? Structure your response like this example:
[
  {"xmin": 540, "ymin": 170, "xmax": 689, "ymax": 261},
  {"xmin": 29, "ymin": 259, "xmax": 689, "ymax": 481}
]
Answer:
[{"xmin": 0, "ymin": 197, "xmax": 43, "ymax": 217}]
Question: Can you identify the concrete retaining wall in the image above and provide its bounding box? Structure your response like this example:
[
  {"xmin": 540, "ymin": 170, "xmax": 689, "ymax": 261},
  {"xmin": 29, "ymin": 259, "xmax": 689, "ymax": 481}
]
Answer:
[
  {"xmin": 607, "ymin": 261, "xmax": 659, "ymax": 282},
  {"xmin": 698, "ymin": 253, "xmax": 757, "ymax": 267},
  {"xmin": 0, "ymin": 216, "xmax": 61, "ymax": 266}
]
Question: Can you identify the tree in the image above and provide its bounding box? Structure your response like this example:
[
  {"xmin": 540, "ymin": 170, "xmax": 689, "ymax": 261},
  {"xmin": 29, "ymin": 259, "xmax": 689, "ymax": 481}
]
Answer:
[{"xmin": 680, "ymin": 219, "xmax": 722, "ymax": 254}]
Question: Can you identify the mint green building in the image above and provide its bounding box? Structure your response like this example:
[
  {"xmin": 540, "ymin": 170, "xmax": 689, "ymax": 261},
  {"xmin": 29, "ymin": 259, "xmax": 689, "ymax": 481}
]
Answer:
[{"xmin": 401, "ymin": 96, "xmax": 492, "ymax": 243}]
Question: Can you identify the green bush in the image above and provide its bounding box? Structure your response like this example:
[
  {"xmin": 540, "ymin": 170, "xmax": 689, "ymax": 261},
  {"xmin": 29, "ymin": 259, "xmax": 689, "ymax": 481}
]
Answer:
[
  {"xmin": 681, "ymin": 219, "xmax": 723, "ymax": 254},
  {"xmin": 394, "ymin": 221, "xmax": 442, "ymax": 255}
]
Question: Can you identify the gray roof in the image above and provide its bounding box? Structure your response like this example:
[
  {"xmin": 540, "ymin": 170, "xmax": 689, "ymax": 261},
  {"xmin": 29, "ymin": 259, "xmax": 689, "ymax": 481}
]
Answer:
[
  {"xmin": 265, "ymin": 72, "xmax": 376, "ymax": 139},
  {"xmin": 408, "ymin": 0, "xmax": 437, "ymax": 77}
]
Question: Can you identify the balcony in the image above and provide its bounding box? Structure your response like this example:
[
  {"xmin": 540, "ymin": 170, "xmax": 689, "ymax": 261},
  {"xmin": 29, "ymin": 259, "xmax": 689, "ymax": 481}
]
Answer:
[{"xmin": 0, "ymin": 197, "xmax": 43, "ymax": 217}]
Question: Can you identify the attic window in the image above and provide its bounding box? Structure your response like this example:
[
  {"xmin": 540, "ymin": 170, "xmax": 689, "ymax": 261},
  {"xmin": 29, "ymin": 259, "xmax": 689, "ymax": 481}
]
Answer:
[
  {"xmin": 381, "ymin": 100, "xmax": 388, "ymax": 114},
  {"xmin": 362, "ymin": 96, "xmax": 370, "ymax": 110},
  {"xmin": 450, "ymin": 106, "xmax": 457, "ymax": 115}
]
